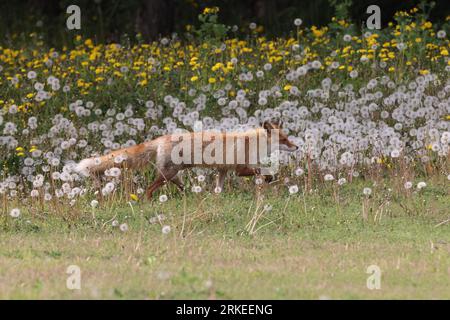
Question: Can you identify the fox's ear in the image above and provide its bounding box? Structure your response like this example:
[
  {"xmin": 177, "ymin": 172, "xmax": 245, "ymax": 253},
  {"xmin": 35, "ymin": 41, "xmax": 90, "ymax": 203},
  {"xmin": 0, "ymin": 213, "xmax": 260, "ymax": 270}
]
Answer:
[
  {"xmin": 264, "ymin": 121, "xmax": 281, "ymax": 131},
  {"xmin": 263, "ymin": 121, "xmax": 275, "ymax": 131}
]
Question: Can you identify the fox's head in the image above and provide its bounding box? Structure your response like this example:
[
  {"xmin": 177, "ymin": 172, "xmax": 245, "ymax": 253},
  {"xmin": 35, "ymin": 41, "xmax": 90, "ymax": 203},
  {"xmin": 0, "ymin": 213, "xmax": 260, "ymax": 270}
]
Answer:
[{"xmin": 263, "ymin": 121, "xmax": 298, "ymax": 152}]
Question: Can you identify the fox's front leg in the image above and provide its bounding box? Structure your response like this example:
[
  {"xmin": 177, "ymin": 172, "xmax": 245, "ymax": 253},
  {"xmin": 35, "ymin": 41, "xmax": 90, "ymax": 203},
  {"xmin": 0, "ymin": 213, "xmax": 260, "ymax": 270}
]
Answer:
[
  {"xmin": 215, "ymin": 169, "xmax": 228, "ymax": 192},
  {"xmin": 92, "ymin": 173, "xmax": 104, "ymax": 199},
  {"xmin": 235, "ymin": 167, "xmax": 273, "ymax": 183},
  {"xmin": 235, "ymin": 167, "xmax": 260, "ymax": 176},
  {"xmin": 170, "ymin": 174, "xmax": 185, "ymax": 192}
]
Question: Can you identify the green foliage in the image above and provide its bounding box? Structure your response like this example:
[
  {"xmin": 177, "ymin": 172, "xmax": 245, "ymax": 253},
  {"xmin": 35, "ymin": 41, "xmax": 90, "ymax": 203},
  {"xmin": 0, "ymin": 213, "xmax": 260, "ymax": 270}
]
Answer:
[
  {"xmin": 194, "ymin": 8, "xmax": 230, "ymax": 43},
  {"xmin": 329, "ymin": 0, "xmax": 353, "ymax": 20}
]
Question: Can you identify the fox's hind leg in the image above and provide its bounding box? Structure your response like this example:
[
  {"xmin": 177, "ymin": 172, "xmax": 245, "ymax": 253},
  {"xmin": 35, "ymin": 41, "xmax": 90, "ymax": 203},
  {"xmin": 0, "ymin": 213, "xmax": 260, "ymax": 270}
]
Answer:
[{"xmin": 146, "ymin": 168, "xmax": 179, "ymax": 200}]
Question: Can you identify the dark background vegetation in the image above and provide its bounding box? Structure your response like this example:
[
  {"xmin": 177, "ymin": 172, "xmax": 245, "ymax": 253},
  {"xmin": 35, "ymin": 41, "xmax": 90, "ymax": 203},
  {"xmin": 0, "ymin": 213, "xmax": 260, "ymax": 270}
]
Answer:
[{"xmin": 0, "ymin": 0, "xmax": 449, "ymax": 46}]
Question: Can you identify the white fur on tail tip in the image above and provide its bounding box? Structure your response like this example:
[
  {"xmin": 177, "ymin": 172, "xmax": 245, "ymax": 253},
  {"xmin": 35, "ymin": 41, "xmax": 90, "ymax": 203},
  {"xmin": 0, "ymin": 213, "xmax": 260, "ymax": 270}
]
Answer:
[{"xmin": 74, "ymin": 158, "xmax": 94, "ymax": 177}]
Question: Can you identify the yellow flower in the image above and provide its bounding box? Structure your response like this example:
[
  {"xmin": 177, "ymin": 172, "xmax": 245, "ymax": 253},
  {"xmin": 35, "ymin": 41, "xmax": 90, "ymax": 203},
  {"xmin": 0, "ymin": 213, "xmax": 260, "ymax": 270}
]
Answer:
[
  {"xmin": 419, "ymin": 69, "xmax": 429, "ymax": 75},
  {"xmin": 16, "ymin": 147, "xmax": 24, "ymax": 152},
  {"xmin": 84, "ymin": 39, "xmax": 94, "ymax": 47},
  {"xmin": 388, "ymin": 67, "xmax": 395, "ymax": 72},
  {"xmin": 211, "ymin": 62, "xmax": 223, "ymax": 72},
  {"xmin": 190, "ymin": 76, "xmax": 199, "ymax": 82},
  {"xmin": 283, "ymin": 84, "xmax": 292, "ymax": 91},
  {"xmin": 130, "ymin": 194, "xmax": 139, "ymax": 201},
  {"xmin": 440, "ymin": 49, "xmax": 448, "ymax": 56},
  {"xmin": 203, "ymin": 7, "xmax": 219, "ymax": 15},
  {"xmin": 208, "ymin": 77, "xmax": 216, "ymax": 84},
  {"xmin": 311, "ymin": 26, "xmax": 327, "ymax": 38},
  {"xmin": 421, "ymin": 21, "xmax": 432, "ymax": 30}
]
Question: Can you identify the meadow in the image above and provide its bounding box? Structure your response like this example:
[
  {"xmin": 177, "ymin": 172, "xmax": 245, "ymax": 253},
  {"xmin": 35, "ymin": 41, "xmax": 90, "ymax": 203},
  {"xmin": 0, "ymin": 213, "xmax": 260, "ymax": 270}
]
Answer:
[
  {"xmin": 1, "ymin": 180, "xmax": 450, "ymax": 299},
  {"xmin": 1, "ymin": 4, "xmax": 450, "ymax": 299}
]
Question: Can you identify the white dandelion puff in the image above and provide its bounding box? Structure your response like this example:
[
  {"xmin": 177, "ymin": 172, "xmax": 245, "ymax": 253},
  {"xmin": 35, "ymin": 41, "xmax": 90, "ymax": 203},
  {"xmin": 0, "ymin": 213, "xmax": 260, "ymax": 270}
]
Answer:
[
  {"xmin": 162, "ymin": 225, "xmax": 171, "ymax": 234},
  {"xmin": 417, "ymin": 182, "xmax": 427, "ymax": 190},
  {"xmin": 90, "ymin": 200, "xmax": 99, "ymax": 208},
  {"xmin": 255, "ymin": 177, "xmax": 264, "ymax": 185},
  {"xmin": 363, "ymin": 187, "xmax": 372, "ymax": 196},
  {"xmin": 10, "ymin": 208, "xmax": 21, "ymax": 218},
  {"xmin": 294, "ymin": 167, "xmax": 304, "ymax": 176},
  {"xmin": 289, "ymin": 185, "xmax": 299, "ymax": 194}
]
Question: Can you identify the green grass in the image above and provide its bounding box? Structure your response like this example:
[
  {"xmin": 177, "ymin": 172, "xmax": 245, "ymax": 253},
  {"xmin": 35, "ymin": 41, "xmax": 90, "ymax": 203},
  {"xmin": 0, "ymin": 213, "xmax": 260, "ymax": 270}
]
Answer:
[{"xmin": 1, "ymin": 178, "xmax": 449, "ymax": 299}]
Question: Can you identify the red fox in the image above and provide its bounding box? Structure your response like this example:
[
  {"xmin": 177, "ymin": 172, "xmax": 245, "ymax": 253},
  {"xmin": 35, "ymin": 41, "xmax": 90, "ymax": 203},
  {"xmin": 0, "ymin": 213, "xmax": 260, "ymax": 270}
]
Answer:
[{"xmin": 75, "ymin": 122, "xmax": 298, "ymax": 199}]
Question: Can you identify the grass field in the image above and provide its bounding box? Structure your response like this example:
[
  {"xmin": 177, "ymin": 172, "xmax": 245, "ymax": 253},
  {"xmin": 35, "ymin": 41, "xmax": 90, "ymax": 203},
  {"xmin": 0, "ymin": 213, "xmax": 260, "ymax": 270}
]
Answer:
[{"xmin": 1, "ymin": 177, "xmax": 449, "ymax": 299}]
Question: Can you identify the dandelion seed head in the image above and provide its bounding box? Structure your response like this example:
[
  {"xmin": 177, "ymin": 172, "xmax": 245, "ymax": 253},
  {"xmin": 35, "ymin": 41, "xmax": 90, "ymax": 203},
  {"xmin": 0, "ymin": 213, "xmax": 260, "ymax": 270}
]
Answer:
[
  {"xmin": 162, "ymin": 225, "xmax": 171, "ymax": 234},
  {"xmin": 119, "ymin": 223, "xmax": 128, "ymax": 232},
  {"xmin": 10, "ymin": 208, "xmax": 21, "ymax": 218},
  {"xmin": 363, "ymin": 187, "xmax": 372, "ymax": 196},
  {"xmin": 289, "ymin": 185, "xmax": 299, "ymax": 194}
]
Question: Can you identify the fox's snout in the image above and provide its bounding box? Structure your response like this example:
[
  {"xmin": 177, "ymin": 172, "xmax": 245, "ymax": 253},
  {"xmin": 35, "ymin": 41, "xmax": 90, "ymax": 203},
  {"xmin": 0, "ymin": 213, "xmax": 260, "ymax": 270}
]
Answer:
[
  {"xmin": 279, "ymin": 143, "xmax": 298, "ymax": 152},
  {"xmin": 277, "ymin": 134, "xmax": 298, "ymax": 153}
]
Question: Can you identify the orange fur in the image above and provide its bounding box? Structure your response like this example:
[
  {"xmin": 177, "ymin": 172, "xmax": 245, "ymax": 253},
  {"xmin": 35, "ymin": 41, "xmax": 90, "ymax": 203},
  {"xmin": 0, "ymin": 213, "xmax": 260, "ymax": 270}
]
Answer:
[{"xmin": 75, "ymin": 122, "xmax": 298, "ymax": 199}]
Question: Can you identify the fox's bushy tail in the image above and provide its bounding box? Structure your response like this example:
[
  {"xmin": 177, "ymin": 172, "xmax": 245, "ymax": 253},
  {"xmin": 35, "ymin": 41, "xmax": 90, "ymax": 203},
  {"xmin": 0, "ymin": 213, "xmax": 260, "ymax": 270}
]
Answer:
[{"xmin": 74, "ymin": 141, "xmax": 157, "ymax": 177}]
